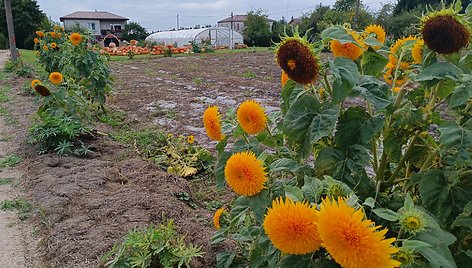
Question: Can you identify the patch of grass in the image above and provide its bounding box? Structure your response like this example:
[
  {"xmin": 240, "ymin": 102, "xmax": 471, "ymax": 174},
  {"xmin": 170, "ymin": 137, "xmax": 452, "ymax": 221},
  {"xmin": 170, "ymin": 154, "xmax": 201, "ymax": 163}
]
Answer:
[
  {"xmin": 0, "ymin": 154, "xmax": 22, "ymax": 169},
  {"xmin": 0, "ymin": 198, "xmax": 32, "ymax": 220},
  {"xmin": 241, "ymin": 70, "xmax": 256, "ymax": 78},
  {"xmin": 0, "ymin": 136, "xmax": 11, "ymax": 142},
  {"xmin": 193, "ymin": 77, "xmax": 203, "ymax": 86},
  {"xmin": 0, "ymin": 107, "xmax": 19, "ymax": 126},
  {"xmin": 98, "ymin": 110, "xmax": 127, "ymax": 128},
  {"xmin": 0, "ymin": 85, "xmax": 12, "ymax": 103},
  {"xmin": 0, "ymin": 178, "xmax": 13, "ymax": 185}
]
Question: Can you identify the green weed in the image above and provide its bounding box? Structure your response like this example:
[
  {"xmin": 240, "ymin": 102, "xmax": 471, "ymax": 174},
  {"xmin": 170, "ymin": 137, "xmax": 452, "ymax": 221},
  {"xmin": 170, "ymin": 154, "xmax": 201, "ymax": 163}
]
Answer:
[
  {"xmin": 101, "ymin": 220, "xmax": 203, "ymax": 268},
  {"xmin": 0, "ymin": 178, "xmax": 13, "ymax": 185},
  {"xmin": 0, "ymin": 85, "xmax": 12, "ymax": 103},
  {"xmin": 241, "ymin": 70, "xmax": 256, "ymax": 78},
  {"xmin": 0, "ymin": 154, "xmax": 22, "ymax": 169},
  {"xmin": 0, "ymin": 198, "xmax": 32, "ymax": 220},
  {"xmin": 98, "ymin": 110, "xmax": 127, "ymax": 128}
]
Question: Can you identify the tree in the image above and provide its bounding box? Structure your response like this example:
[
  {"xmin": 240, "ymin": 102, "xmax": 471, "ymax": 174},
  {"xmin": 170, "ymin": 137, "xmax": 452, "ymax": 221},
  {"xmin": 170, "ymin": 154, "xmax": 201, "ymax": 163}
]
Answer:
[
  {"xmin": 333, "ymin": 0, "xmax": 357, "ymax": 11},
  {"xmin": 122, "ymin": 22, "xmax": 148, "ymax": 41},
  {"xmin": 0, "ymin": 0, "xmax": 46, "ymax": 49},
  {"xmin": 394, "ymin": 0, "xmax": 471, "ymax": 15},
  {"xmin": 243, "ymin": 10, "xmax": 271, "ymax": 47}
]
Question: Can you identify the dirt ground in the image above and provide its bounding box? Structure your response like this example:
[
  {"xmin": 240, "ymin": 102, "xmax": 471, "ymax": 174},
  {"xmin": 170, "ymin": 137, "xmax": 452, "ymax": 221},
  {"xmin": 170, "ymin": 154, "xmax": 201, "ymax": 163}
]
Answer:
[{"xmin": 5, "ymin": 51, "xmax": 282, "ymax": 267}]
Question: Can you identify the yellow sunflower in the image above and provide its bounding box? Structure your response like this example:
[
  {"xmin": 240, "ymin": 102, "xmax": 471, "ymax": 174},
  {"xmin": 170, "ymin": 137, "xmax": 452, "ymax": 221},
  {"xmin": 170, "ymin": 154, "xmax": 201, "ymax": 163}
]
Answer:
[
  {"xmin": 30, "ymin": 79, "xmax": 42, "ymax": 89},
  {"xmin": 398, "ymin": 208, "xmax": 427, "ymax": 235},
  {"xmin": 42, "ymin": 45, "xmax": 48, "ymax": 51},
  {"xmin": 187, "ymin": 135, "xmax": 194, "ymax": 144},
  {"xmin": 412, "ymin": 39, "xmax": 425, "ymax": 64},
  {"xmin": 317, "ymin": 198, "xmax": 400, "ymax": 268},
  {"xmin": 237, "ymin": 100, "xmax": 267, "ymax": 135},
  {"xmin": 49, "ymin": 32, "xmax": 56, "ymax": 38},
  {"xmin": 50, "ymin": 42, "xmax": 57, "ymax": 49},
  {"xmin": 203, "ymin": 106, "xmax": 225, "ymax": 141},
  {"xmin": 69, "ymin": 32, "xmax": 83, "ymax": 46},
  {"xmin": 49, "ymin": 72, "xmax": 63, "ymax": 85},
  {"xmin": 34, "ymin": 38, "xmax": 39, "ymax": 44},
  {"xmin": 224, "ymin": 151, "xmax": 267, "ymax": 196},
  {"xmin": 264, "ymin": 197, "xmax": 322, "ymax": 255},
  {"xmin": 364, "ymin": 24, "xmax": 386, "ymax": 47},
  {"xmin": 35, "ymin": 31, "xmax": 44, "ymax": 38},
  {"xmin": 390, "ymin": 36, "xmax": 417, "ymax": 55},
  {"xmin": 213, "ymin": 208, "xmax": 225, "ymax": 229},
  {"xmin": 421, "ymin": 1, "xmax": 471, "ymax": 54},
  {"xmin": 281, "ymin": 70, "xmax": 289, "ymax": 87},
  {"xmin": 275, "ymin": 31, "xmax": 320, "ymax": 84}
]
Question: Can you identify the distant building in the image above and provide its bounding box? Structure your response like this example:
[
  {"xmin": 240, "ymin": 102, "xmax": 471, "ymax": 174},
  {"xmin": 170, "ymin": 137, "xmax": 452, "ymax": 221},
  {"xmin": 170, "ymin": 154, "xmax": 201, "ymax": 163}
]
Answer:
[
  {"xmin": 217, "ymin": 15, "xmax": 275, "ymax": 33},
  {"xmin": 60, "ymin": 11, "xmax": 129, "ymax": 39},
  {"xmin": 288, "ymin": 17, "xmax": 302, "ymax": 26}
]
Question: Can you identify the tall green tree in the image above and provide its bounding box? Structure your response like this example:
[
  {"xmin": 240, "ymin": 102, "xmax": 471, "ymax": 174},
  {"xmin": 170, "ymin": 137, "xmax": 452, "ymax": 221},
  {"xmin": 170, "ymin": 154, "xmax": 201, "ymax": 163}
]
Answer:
[
  {"xmin": 0, "ymin": 0, "xmax": 46, "ymax": 49},
  {"xmin": 243, "ymin": 10, "xmax": 271, "ymax": 47},
  {"xmin": 333, "ymin": 0, "xmax": 357, "ymax": 11},
  {"xmin": 394, "ymin": 0, "xmax": 471, "ymax": 14},
  {"xmin": 122, "ymin": 22, "xmax": 148, "ymax": 41}
]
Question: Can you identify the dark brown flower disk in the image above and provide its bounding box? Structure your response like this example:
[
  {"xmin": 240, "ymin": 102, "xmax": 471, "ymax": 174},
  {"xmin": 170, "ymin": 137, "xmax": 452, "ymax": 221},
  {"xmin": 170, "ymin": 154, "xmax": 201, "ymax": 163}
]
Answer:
[
  {"xmin": 277, "ymin": 40, "xmax": 319, "ymax": 84},
  {"xmin": 422, "ymin": 15, "xmax": 470, "ymax": 54},
  {"xmin": 34, "ymin": 85, "xmax": 51, "ymax": 96}
]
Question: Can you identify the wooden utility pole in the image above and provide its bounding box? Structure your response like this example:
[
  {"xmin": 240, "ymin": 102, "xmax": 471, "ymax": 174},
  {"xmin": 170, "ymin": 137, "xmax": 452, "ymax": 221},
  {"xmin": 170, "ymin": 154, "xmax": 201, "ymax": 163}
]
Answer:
[
  {"xmin": 177, "ymin": 14, "xmax": 180, "ymax": 30},
  {"xmin": 4, "ymin": 0, "xmax": 17, "ymax": 61},
  {"xmin": 352, "ymin": 0, "xmax": 360, "ymax": 30},
  {"xmin": 230, "ymin": 12, "xmax": 234, "ymax": 50}
]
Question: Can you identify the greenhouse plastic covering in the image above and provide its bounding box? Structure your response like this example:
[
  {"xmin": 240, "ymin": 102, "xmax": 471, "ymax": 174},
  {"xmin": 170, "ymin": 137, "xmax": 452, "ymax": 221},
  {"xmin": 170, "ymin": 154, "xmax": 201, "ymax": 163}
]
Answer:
[{"xmin": 145, "ymin": 27, "xmax": 244, "ymax": 47}]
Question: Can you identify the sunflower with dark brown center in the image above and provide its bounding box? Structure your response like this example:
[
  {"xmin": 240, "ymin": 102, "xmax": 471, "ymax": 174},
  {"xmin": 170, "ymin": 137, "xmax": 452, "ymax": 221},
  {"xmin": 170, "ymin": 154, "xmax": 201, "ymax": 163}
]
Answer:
[
  {"xmin": 420, "ymin": 1, "xmax": 471, "ymax": 54},
  {"xmin": 275, "ymin": 33, "xmax": 319, "ymax": 85}
]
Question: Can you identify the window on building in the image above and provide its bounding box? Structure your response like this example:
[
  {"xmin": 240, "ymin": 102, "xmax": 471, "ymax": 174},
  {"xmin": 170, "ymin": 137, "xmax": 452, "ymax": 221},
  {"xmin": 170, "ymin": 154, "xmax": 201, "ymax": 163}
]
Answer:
[
  {"xmin": 114, "ymin": 25, "xmax": 122, "ymax": 32},
  {"xmin": 88, "ymin": 22, "xmax": 96, "ymax": 31}
]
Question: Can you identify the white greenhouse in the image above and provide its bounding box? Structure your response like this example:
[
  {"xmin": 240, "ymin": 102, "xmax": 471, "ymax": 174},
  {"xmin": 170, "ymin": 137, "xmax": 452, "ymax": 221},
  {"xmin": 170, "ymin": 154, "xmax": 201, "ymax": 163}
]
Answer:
[{"xmin": 145, "ymin": 27, "xmax": 244, "ymax": 48}]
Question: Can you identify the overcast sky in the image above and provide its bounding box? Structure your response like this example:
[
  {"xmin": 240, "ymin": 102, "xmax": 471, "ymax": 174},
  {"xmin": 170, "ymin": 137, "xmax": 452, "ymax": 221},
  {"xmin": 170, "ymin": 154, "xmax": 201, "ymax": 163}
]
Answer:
[{"xmin": 36, "ymin": 0, "xmax": 395, "ymax": 32}]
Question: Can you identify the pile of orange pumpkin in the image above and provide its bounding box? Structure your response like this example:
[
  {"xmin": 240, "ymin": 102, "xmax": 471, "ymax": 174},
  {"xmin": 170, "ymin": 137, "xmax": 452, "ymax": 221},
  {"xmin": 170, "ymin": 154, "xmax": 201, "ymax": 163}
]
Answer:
[{"xmin": 100, "ymin": 44, "xmax": 191, "ymax": 56}]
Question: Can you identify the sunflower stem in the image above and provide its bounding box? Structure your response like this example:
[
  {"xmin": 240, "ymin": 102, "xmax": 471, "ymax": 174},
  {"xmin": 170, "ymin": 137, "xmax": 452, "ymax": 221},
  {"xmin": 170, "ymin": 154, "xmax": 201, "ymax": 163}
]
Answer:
[
  {"xmin": 241, "ymin": 133, "xmax": 251, "ymax": 145},
  {"xmin": 322, "ymin": 71, "xmax": 333, "ymax": 97}
]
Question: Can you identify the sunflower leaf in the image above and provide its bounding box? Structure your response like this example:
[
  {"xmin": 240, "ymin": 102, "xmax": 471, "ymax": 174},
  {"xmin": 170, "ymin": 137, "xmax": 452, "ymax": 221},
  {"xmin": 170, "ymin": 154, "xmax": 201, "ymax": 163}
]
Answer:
[
  {"xmin": 372, "ymin": 208, "xmax": 399, "ymax": 222},
  {"xmin": 416, "ymin": 62, "xmax": 463, "ymax": 83},
  {"xmin": 330, "ymin": 58, "xmax": 360, "ymax": 104},
  {"xmin": 321, "ymin": 25, "xmax": 355, "ymax": 44}
]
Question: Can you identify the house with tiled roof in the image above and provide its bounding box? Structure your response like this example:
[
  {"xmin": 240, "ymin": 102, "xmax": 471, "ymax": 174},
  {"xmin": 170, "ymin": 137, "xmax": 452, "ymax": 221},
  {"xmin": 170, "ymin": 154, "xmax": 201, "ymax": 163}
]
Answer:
[
  {"xmin": 217, "ymin": 15, "xmax": 275, "ymax": 33},
  {"xmin": 60, "ymin": 11, "xmax": 129, "ymax": 38}
]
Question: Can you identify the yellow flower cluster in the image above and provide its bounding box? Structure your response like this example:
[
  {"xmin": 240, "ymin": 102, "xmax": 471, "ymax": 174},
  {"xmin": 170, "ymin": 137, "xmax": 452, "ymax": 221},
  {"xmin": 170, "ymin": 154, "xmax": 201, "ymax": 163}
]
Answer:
[{"xmin": 264, "ymin": 197, "xmax": 401, "ymax": 268}]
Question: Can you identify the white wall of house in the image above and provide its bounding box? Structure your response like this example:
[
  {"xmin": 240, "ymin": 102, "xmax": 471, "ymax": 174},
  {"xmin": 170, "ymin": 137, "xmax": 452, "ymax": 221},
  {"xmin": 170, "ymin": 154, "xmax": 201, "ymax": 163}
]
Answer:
[{"xmin": 63, "ymin": 19, "xmax": 101, "ymax": 36}]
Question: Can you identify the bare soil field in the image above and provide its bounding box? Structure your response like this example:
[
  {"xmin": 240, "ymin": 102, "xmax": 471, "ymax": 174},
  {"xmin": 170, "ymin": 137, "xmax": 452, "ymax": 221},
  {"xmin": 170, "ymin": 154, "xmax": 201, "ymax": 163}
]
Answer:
[{"xmin": 4, "ymin": 51, "xmax": 282, "ymax": 267}]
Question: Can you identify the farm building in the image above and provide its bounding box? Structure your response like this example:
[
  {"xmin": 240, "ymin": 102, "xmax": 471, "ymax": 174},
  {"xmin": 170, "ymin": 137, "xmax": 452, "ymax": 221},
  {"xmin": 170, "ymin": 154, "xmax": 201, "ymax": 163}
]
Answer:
[{"xmin": 145, "ymin": 27, "xmax": 244, "ymax": 48}]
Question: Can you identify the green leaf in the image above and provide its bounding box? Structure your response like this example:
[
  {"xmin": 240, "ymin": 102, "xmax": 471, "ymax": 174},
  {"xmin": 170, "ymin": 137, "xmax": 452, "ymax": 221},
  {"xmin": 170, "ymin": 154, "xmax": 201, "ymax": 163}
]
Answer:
[
  {"xmin": 416, "ymin": 62, "xmax": 463, "ymax": 82},
  {"xmin": 284, "ymin": 186, "xmax": 304, "ymax": 202},
  {"xmin": 440, "ymin": 120, "xmax": 472, "ymax": 148},
  {"xmin": 232, "ymin": 190, "xmax": 271, "ymax": 224},
  {"xmin": 415, "ymin": 227, "xmax": 457, "ymax": 268},
  {"xmin": 269, "ymin": 158, "xmax": 300, "ymax": 173},
  {"xmin": 372, "ymin": 208, "xmax": 399, "ymax": 222},
  {"xmin": 281, "ymin": 80, "xmax": 299, "ymax": 114},
  {"xmin": 402, "ymin": 239, "xmax": 432, "ymax": 251},
  {"xmin": 216, "ymin": 252, "xmax": 236, "ymax": 268},
  {"xmin": 321, "ymin": 25, "xmax": 355, "ymax": 44},
  {"xmin": 309, "ymin": 104, "xmax": 340, "ymax": 144},
  {"xmin": 249, "ymin": 234, "xmax": 280, "ymax": 268},
  {"xmin": 215, "ymin": 152, "xmax": 231, "ymax": 190},
  {"xmin": 330, "ymin": 57, "xmax": 360, "ymax": 104},
  {"xmin": 363, "ymin": 36, "xmax": 384, "ymax": 47},
  {"xmin": 334, "ymin": 107, "xmax": 384, "ymax": 148},
  {"xmin": 361, "ymin": 50, "xmax": 389, "ymax": 77},
  {"xmin": 449, "ymin": 74, "xmax": 472, "ymax": 108},
  {"xmin": 301, "ymin": 176, "xmax": 323, "ymax": 203},
  {"xmin": 314, "ymin": 148, "xmax": 344, "ymax": 177},
  {"xmin": 437, "ymin": 78, "xmax": 456, "ymax": 100},
  {"xmin": 280, "ymin": 254, "xmax": 340, "ymax": 268},
  {"xmin": 363, "ymin": 197, "xmax": 376, "ymax": 208},
  {"xmin": 353, "ymin": 75, "xmax": 392, "ymax": 110},
  {"xmin": 404, "ymin": 194, "xmax": 415, "ymax": 210},
  {"xmin": 452, "ymin": 201, "xmax": 472, "ymax": 229},
  {"xmin": 418, "ymin": 169, "xmax": 472, "ymax": 225},
  {"xmin": 283, "ymin": 93, "xmax": 320, "ymax": 143}
]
